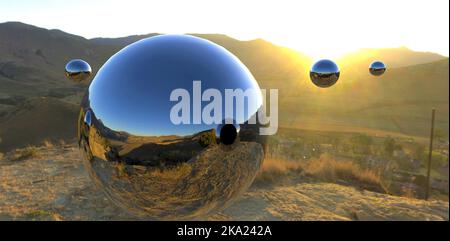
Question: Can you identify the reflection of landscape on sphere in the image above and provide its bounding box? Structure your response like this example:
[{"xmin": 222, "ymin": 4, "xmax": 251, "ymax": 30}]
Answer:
[
  {"xmin": 369, "ymin": 61, "xmax": 387, "ymax": 76},
  {"xmin": 310, "ymin": 59, "xmax": 340, "ymax": 88},
  {"xmin": 65, "ymin": 59, "xmax": 92, "ymax": 82},
  {"xmin": 78, "ymin": 35, "xmax": 266, "ymax": 220}
]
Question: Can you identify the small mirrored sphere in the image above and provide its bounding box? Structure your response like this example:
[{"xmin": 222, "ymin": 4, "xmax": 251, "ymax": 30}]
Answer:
[
  {"xmin": 216, "ymin": 121, "xmax": 241, "ymax": 145},
  {"xmin": 84, "ymin": 109, "xmax": 92, "ymax": 126},
  {"xmin": 369, "ymin": 61, "xmax": 386, "ymax": 76},
  {"xmin": 65, "ymin": 59, "xmax": 92, "ymax": 82},
  {"xmin": 78, "ymin": 35, "xmax": 266, "ymax": 220},
  {"xmin": 310, "ymin": 59, "xmax": 340, "ymax": 88}
]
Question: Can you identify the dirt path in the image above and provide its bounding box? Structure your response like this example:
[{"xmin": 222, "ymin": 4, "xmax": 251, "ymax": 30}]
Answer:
[{"xmin": 0, "ymin": 144, "xmax": 448, "ymax": 221}]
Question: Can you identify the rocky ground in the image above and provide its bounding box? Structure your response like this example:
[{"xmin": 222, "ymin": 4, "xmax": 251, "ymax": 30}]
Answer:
[{"xmin": 0, "ymin": 144, "xmax": 448, "ymax": 221}]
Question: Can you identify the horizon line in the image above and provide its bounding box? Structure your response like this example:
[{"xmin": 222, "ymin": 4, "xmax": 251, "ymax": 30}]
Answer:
[{"xmin": 1, "ymin": 21, "xmax": 449, "ymax": 59}]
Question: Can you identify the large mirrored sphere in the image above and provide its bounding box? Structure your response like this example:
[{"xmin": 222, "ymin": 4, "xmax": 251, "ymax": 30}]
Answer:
[
  {"xmin": 369, "ymin": 61, "xmax": 386, "ymax": 76},
  {"xmin": 78, "ymin": 35, "xmax": 267, "ymax": 220},
  {"xmin": 65, "ymin": 59, "xmax": 92, "ymax": 82},
  {"xmin": 310, "ymin": 59, "xmax": 340, "ymax": 88}
]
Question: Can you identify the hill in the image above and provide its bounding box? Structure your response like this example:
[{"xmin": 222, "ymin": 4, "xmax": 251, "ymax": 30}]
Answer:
[
  {"xmin": 0, "ymin": 22, "xmax": 312, "ymax": 100},
  {"xmin": 278, "ymin": 59, "xmax": 449, "ymax": 138},
  {"xmin": 339, "ymin": 47, "xmax": 446, "ymax": 69},
  {"xmin": 0, "ymin": 22, "xmax": 111, "ymax": 98},
  {"xmin": 0, "ymin": 97, "xmax": 78, "ymax": 151}
]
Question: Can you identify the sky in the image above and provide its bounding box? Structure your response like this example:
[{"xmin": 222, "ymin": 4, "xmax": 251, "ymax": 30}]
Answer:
[{"xmin": 1, "ymin": 0, "xmax": 449, "ymax": 59}]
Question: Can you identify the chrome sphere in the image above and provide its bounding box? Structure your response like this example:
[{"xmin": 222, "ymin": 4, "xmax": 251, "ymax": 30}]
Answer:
[
  {"xmin": 310, "ymin": 59, "xmax": 340, "ymax": 88},
  {"xmin": 369, "ymin": 61, "xmax": 386, "ymax": 76},
  {"xmin": 65, "ymin": 59, "xmax": 92, "ymax": 82},
  {"xmin": 78, "ymin": 35, "xmax": 266, "ymax": 220}
]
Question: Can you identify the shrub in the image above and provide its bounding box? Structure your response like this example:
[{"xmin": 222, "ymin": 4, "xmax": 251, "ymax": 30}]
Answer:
[
  {"xmin": 198, "ymin": 130, "xmax": 216, "ymax": 147},
  {"xmin": 10, "ymin": 146, "xmax": 40, "ymax": 161},
  {"xmin": 401, "ymin": 185, "xmax": 417, "ymax": 199},
  {"xmin": 384, "ymin": 137, "xmax": 396, "ymax": 157}
]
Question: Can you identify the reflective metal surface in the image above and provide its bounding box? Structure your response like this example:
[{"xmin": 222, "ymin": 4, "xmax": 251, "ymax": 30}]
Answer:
[
  {"xmin": 65, "ymin": 59, "xmax": 92, "ymax": 82},
  {"xmin": 310, "ymin": 59, "xmax": 340, "ymax": 88},
  {"xmin": 369, "ymin": 61, "xmax": 386, "ymax": 76},
  {"xmin": 216, "ymin": 121, "xmax": 241, "ymax": 145},
  {"xmin": 84, "ymin": 109, "xmax": 92, "ymax": 126},
  {"xmin": 78, "ymin": 35, "xmax": 266, "ymax": 220}
]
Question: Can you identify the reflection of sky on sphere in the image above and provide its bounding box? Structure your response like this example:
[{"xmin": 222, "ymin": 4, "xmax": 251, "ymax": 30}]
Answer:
[
  {"xmin": 370, "ymin": 61, "xmax": 386, "ymax": 69},
  {"xmin": 310, "ymin": 59, "xmax": 339, "ymax": 74},
  {"xmin": 84, "ymin": 109, "xmax": 92, "ymax": 126},
  {"xmin": 88, "ymin": 35, "xmax": 262, "ymax": 137},
  {"xmin": 66, "ymin": 59, "xmax": 91, "ymax": 73}
]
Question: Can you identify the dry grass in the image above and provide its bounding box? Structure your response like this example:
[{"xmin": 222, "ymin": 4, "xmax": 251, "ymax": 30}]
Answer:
[
  {"xmin": 401, "ymin": 186, "xmax": 417, "ymax": 199},
  {"xmin": 254, "ymin": 157, "xmax": 303, "ymax": 185},
  {"xmin": 149, "ymin": 163, "xmax": 192, "ymax": 180},
  {"xmin": 58, "ymin": 139, "xmax": 66, "ymax": 146},
  {"xmin": 43, "ymin": 139, "xmax": 54, "ymax": 148},
  {"xmin": 10, "ymin": 146, "xmax": 40, "ymax": 162},
  {"xmin": 114, "ymin": 162, "xmax": 193, "ymax": 180},
  {"xmin": 0, "ymin": 152, "xmax": 4, "ymax": 161},
  {"xmin": 261, "ymin": 157, "xmax": 303, "ymax": 173},
  {"xmin": 254, "ymin": 154, "xmax": 387, "ymax": 193},
  {"xmin": 26, "ymin": 209, "xmax": 55, "ymax": 217},
  {"xmin": 304, "ymin": 154, "xmax": 386, "ymax": 193}
]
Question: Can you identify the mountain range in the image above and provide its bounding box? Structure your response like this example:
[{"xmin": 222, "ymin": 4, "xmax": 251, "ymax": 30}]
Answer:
[{"xmin": 0, "ymin": 21, "xmax": 448, "ymax": 151}]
